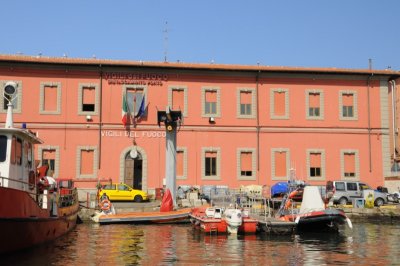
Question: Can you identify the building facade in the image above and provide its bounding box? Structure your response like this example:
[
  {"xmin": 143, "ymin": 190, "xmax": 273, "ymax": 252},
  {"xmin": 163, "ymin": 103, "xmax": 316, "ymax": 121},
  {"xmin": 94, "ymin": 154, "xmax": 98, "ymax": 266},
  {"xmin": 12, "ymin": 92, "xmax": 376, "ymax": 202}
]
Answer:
[{"xmin": 1, "ymin": 55, "xmax": 400, "ymax": 197}]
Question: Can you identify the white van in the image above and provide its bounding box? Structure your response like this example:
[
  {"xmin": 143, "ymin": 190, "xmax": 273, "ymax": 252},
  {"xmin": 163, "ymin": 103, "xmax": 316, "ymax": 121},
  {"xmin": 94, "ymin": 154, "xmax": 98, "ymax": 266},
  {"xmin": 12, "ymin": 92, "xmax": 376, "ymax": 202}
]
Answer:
[{"xmin": 329, "ymin": 181, "xmax": 388, "ymax": 207}]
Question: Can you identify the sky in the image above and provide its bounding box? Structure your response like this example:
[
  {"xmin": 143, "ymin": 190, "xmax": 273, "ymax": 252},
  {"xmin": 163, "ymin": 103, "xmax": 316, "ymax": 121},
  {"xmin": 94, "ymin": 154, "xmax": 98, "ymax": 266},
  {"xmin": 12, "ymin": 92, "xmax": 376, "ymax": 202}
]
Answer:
[{"xmin": 1, "ymin": 1, "xmax": 399, "ymax": 71}]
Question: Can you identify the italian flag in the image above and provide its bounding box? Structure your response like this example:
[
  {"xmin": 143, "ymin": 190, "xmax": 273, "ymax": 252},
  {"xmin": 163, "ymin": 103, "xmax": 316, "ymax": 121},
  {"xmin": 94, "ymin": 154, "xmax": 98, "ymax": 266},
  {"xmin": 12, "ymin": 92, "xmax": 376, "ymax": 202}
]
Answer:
[{"xmin": 122, "ymin": 93, "xmax": 129, "ymax": 126}]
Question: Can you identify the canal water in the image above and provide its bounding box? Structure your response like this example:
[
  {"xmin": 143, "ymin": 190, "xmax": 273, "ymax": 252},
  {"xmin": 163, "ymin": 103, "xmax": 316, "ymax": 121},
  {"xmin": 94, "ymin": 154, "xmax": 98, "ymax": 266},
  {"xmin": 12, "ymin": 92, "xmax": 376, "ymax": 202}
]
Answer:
[{"xmin": 3, "ymin": 222, "xmax": 400, "ymax": 265}]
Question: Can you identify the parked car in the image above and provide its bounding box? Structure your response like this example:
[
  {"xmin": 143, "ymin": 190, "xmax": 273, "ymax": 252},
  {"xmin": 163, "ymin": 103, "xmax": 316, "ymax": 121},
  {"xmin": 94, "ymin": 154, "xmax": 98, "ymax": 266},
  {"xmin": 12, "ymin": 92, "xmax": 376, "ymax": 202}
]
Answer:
[
  {"xmin": 98, "ymin": 183, "xmax": 148, "ymax": 202},
  {"xmin": 328, "ymin": 181, "xmax": 388, "ymax": 207}
]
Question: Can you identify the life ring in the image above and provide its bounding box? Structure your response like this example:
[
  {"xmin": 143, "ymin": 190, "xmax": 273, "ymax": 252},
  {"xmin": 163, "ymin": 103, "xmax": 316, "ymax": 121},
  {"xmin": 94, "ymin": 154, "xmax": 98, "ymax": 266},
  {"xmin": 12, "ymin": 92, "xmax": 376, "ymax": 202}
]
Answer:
[
  {"xmin": 100, "ymin": 199, "xmax": 111, "ymax": 212},
  {"xmin": 28, "ymin": 170, "xmax": 36, "ymax": 190}
]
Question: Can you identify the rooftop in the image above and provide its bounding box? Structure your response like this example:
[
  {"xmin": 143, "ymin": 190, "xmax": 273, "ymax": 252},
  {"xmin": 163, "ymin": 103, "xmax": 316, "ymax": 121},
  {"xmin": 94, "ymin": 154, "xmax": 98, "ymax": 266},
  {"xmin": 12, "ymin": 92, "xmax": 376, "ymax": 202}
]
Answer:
[{"xmin": 0, "ymin": 54, "xmax": 399, "ymax": 77}]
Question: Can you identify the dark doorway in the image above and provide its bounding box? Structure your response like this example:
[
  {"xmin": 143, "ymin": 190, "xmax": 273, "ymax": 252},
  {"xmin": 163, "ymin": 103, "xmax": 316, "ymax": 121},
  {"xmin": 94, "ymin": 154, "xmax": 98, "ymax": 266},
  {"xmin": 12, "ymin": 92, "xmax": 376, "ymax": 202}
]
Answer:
[{"xmin": 124, "ymin": 152, "xmax": 143, "ymax": 190}]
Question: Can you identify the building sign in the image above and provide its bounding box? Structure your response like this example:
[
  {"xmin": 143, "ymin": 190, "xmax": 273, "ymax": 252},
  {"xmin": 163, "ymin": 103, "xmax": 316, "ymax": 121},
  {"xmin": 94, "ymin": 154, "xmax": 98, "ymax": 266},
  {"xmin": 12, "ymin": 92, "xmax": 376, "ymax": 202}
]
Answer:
[
  {"xmin": 101, "ymin": 130, "xmax": 166, "ymax": 138},
  {"xmin": 104, "ymin": 72, "xmax": 168, "ymax": 86}
]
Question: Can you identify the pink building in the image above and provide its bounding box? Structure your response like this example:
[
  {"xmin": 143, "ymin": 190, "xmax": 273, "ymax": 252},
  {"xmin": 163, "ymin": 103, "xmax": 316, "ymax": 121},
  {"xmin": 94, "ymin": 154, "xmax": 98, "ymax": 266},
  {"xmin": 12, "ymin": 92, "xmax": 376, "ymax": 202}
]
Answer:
[{"xmin": 1, "ymin": 55, "xmax": 400, "ymax": 197}]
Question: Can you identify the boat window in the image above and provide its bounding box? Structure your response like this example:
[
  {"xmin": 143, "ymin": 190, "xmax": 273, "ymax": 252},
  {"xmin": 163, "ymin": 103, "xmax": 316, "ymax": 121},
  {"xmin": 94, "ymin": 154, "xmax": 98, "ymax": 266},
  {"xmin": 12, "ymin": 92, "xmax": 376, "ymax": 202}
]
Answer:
[
  {"xmin": 0, "ymin": 135, "xmax": 7, "ymax": 162},
  {"xmin": 11, "ymin": 136, "xmax": 16, "ymax": 164},
  {"xmin": 16, "ymin": 138, "xmax": 22, "ymax": 165}
]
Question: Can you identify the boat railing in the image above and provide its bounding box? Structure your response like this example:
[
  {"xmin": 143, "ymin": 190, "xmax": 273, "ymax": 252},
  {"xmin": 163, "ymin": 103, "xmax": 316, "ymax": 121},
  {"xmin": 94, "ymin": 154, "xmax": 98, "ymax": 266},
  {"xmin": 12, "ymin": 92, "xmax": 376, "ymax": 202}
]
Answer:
[
  {"xmin": 58, "ymin": 187, "xmax": 78, "ymax": 208},
  {"xmin": 0, "ymin": 175, "xmax": 38, "ymax": 198}
]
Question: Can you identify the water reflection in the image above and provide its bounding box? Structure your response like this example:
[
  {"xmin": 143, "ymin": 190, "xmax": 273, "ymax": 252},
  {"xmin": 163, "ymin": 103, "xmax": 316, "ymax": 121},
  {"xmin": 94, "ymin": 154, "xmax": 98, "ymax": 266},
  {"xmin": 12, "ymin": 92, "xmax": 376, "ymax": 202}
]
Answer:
[{"xmin": 3, "ymin": 222, "xmax": 400, "ymax": 265}]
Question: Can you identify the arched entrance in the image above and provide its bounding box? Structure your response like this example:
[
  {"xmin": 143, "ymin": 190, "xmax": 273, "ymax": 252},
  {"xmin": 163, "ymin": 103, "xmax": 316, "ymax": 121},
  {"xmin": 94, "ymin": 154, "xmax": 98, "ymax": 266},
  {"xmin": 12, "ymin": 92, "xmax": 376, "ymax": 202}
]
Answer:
[{"xmin": 120, "ymin": 146, "xmax": 147, "ymax": 191}]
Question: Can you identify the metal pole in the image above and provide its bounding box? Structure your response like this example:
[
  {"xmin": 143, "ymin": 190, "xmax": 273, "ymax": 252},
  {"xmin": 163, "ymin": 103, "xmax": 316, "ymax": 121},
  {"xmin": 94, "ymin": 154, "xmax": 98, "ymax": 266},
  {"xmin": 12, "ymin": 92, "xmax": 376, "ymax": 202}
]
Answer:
[{"xmin": 165, "ymin": 129, "xmax": 177, "ymax": 206}]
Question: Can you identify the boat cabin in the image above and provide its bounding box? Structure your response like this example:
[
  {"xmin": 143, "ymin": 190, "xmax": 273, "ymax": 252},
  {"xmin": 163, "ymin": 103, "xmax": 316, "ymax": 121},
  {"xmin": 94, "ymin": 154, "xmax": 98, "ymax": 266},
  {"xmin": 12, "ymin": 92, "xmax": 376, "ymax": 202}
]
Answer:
[{"xmin": 0, "ymin": 81, "xmax": 42, "ymax": 193}]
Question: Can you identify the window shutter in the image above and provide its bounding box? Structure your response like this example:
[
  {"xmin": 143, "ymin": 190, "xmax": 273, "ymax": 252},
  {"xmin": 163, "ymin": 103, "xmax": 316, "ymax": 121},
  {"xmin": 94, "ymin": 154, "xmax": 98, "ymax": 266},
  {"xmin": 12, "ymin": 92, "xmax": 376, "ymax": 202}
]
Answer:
[
  {"xmin": 241, "ymin": 152, "xmax": 252, "ymax": 171},
  {"xmin": 275, "ymin": 151, "xmax": 287, "ymax": 177},
  {"xmin": 274, "ymin": 91, "xmax": 285, "ymax": 115}
]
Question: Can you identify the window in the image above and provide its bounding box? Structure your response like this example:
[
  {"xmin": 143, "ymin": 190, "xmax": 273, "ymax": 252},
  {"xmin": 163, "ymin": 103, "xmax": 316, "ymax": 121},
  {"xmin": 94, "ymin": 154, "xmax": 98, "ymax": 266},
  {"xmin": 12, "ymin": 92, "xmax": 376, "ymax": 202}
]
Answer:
[
  {"xmin": 346, "ymin": 182, "xmax": 357, "ymax": 191},
  {"xmin": 306, "ymin": 90, "xmax": 324, "ymax": 120},
  {"xmin": 38, "ymin": 146, "xmax": 60, "ymax": 178},
  {"xmin": 127, "ymin": 89, "xmax": 144, "ymax": 116},
  {"xmin": 11, "ymin": 136, "xmax": 16, "ymax": 164},
  {"xmin": 76, "ymin": 146, "xmax": 98, "ymax": 178},
  {"xmin": 45, "ymin": 86, "xmax": 57, "ymax": 111},
  {"xmin": 237, "ymin": 148, "xmax": 256, "ymax": 180},
  {"xmin": 240, "ymin": 152, "xmax": 252, "ymax": 176},
  {"xmin": 270, "ymin": 89, "xmax": 289, "ymax": 119},
  {"xmin": 271, "ymin": 148, "xmax": 290, "ymax": 180},
  {"xmin": 176, "ymin": 150, "xmax": 184, "ymax": 177},
  {"xmin": 205, "ymin": 152, "xmax": 217, "ymax": 176},
  {"xmin": 0, "ymin": 80, "xmax": 22, "ymax": 114},
  {"xmin": 202, "ymin": 148, "xmax": 220, "ymax": 180},
  {"xmin": 237, "ymin": 88, "xmax": 256, "ymax": 118},
  {"xmin": 307, "ymin": 149, "xmax": 325, "ymax": 180},
  {"xmin": 339, "ymin": 91, "xmax": 358, "ymax": 120},
  {"xmin": 344, "ymin": 153, "xmax": 355, "ymax": 177},
  {"xmin": 335, "ymin": 182, "xmax": 345, "ymax": 191},
  {"xmin": 176, "ymin": 147, "xmax": 187, "ymax": 180},
  {"xmin": 168, "ymin": 86, "xmax": 187, "ymax": 116},
  {"xmin": 78, "ymin": 83, "xmax": 99, "ymax": 115},
  {"xmin": 118, "ymin": 184, "xmax": 129, "ymax": 191},
  {"xmin": 80, "ymin": 150, "xmax": 94, "ymax": 175},
  {"xmin": 341, "ymin": 150, "xmax": 359, "ymax": 179},
  {"xmin": 42, "ymin": 149, "xmax": 56, "ymax": 174},
  {"xmin": 122, "ymin": 85, "xmax": 148, "ymax": 120},
  {"xmin": 40, "ymin": 82, "xmax": 61, "ymax": 114},
  {"xmin": 0, "ymin": 136, "xmax": 7, "ymax": 162},
  {"xmin": 202, "ymin": 87, "xmax": 220, "ymax": 117},
  {"xmin": 274, "ymin": 151, "xmax": 287, "ymax": 177},
  {"xmin": 342, "ymin": 94, "xmax": 353, "ymax": 117},
  {"xmin": 205, "ymin": 91, "xmax": 217, "ymax": 115},
  {"xmin": 10, "ymin": 137, "xmax": 22, "ymax": 165},
  {"xmin": 310, "ymin": 153, "xmax": 321, "ymax": 177}
]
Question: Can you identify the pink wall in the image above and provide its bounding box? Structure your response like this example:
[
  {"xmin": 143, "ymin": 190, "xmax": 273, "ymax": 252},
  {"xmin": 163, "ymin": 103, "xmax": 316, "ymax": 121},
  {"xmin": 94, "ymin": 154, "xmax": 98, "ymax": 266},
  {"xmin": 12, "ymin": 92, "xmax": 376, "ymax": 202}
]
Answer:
[{"xmin": 0, "ymin": 61, "xmax": 393, "ymax": 192}]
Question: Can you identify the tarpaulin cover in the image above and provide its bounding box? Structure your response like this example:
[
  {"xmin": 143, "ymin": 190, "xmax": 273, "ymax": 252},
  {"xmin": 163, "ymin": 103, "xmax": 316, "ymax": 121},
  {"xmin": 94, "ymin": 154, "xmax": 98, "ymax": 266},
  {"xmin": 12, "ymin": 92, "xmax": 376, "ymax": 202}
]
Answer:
[
  {"xmin": 271, "ymin": 182, "xmax": 289, "ymax": 197},
  {"xmin": 160, "ymin": 189, "xmax": 173, "ymax": 212}
]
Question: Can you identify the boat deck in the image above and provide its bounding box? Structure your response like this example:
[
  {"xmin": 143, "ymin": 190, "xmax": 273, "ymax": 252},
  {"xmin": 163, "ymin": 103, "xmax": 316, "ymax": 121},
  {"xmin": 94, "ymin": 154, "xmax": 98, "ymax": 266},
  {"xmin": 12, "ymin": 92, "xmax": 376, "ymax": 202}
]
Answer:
[
  {"xmin": 98, "ymin": 208, "xmax": 192, "ymax": 224},
  {"xmin": 252, "ymin": 214, "xmax": 296, "ymax": 234}
]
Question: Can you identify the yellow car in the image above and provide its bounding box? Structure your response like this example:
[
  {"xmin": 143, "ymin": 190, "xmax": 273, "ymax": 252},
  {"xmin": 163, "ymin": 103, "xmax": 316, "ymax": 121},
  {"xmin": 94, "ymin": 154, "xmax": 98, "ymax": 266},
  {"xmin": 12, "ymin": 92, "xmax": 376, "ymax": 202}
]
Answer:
[{"xmin": 98, "ymin": 183, "xmax": 148, "ymax": 202}]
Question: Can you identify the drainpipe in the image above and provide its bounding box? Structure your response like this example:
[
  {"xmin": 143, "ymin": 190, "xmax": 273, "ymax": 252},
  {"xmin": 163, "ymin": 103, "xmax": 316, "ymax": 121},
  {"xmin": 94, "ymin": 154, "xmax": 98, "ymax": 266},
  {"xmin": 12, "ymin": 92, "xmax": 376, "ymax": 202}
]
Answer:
[
  {"xmin": 98, "ymin": 65, "xmax": 103, "ymax": 169},
  {"xmin": 256, "ymin": 71, "xmax": 260, "ymax": 184},
  {"xmin": 390, "ymin": 80, "xmax": 397, "ymax": 161},
  {"xmin": 367, "ymin": 74, "xmax": 372, "ymax": 172}
]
